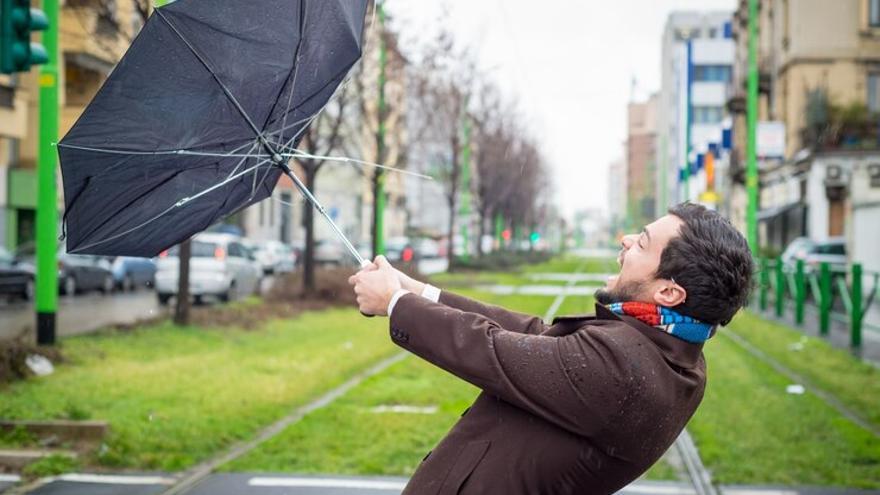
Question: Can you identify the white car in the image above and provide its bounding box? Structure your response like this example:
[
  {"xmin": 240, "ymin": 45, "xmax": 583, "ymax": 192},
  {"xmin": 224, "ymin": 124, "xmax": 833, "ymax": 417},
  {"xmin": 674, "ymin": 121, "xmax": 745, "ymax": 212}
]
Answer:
[
  {"xmin": 155, "ymin": 233, "xmax": 261, "ymax": 305},
  {"xmin": 246, "ymin": 240, "xmax": 297, "ymax": 274}
]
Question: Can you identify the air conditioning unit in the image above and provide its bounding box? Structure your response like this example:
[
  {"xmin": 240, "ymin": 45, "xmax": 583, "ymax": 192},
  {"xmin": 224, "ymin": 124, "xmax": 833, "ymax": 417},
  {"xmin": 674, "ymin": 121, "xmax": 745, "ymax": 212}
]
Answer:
[
  {"xmin": 824, "ymin": 164, "xmax": 847, "ymax": 201},
  {"xmin": 868, "ymin": 163, "xmax": 880, "ymax": 188},
  {"xmin": 824, "ymin": 164, "xmax": 846, "ymax": 188}
]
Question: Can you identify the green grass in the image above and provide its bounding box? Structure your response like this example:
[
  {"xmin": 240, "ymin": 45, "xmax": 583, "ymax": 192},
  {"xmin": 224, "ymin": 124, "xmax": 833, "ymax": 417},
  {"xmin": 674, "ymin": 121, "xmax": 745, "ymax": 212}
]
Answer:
[
  {"xmin": 726, "ymin": 311, "xmax": 880, "ymax": 427},
  {"xmin": 225, "ymin": 356, "xmax": 477, "ymax": 474},
  {"xmin": 521, "ymin": 255, "xmax": 617, "ymax": 274},
  {"xmin": 689, "ymin": 331, "xmax": 880, "ymax": 488},
  {"xmin": 0, "ymin": 308, "xmax": 396, "ymax": 471}
]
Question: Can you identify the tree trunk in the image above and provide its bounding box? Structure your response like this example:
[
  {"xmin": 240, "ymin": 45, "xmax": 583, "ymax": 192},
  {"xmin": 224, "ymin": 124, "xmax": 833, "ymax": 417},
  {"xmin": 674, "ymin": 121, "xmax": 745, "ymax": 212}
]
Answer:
[
  {"xmin": 303, "ymin": 165, "xmax": 317, "ymax": 294},
  {"xmin": 174, "ymin": 238, "xmax": 191, "ymax": 325},
  {"xmin": 446, "ymin": 135, "xmax": 460, "ymax": 271}
]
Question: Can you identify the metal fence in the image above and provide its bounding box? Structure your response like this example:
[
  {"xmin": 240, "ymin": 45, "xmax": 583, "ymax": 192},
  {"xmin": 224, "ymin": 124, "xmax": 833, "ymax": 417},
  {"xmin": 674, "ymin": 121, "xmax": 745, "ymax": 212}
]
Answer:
[{"xmin": 754, "ymin": 258, "xmax": 880, "ymax": 348}]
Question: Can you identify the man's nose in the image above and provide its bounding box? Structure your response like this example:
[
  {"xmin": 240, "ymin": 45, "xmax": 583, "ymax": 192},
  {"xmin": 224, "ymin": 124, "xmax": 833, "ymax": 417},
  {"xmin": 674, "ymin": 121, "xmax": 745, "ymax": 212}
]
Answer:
[{"xmin": 621, "ymin": 234, "xmax": 637, "ymax": 249}]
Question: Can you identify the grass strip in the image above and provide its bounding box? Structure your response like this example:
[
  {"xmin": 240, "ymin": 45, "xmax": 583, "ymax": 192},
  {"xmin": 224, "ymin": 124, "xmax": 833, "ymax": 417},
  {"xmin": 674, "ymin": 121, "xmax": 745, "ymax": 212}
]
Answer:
[
  {"xmin": 0, "ymin": 309, "xmax": 396, "ymax": 471},
  {"xmin": 726, "ymin": 311, "xmax": 880, "ymax": 427},
  {"xmin": 689, "ymin": 331, "xmax": 880, "ymax": 488}
]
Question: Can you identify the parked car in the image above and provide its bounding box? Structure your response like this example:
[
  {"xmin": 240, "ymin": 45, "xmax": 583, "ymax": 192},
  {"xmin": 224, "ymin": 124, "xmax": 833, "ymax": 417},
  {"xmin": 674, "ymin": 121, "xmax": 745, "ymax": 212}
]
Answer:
[
  {"xmin": 111, "ymin": 256, "xmax": 157, "ymax": 291},
  {"xmin": 0, "ymin": 246, "xmax": 34, "ymax": 300},
  {"xmin": 781, "ymin": 237, "xmax": 814, "ymax": 267},
  {"xmin": 244, "ymin": 240, "xmax": 297, "ymax": 274},
  {"xmin": 314, "ymin": 239, "xmax": 347, "ymax": 266},
  {"xmin": 154, "ymin": 233, "xmax": 262, "ymax": 305},
  {"xmin": 783, "ymin": 237, "xmax": 847, "ymax": 273},
  {"xmin": 15, "ymin": 242, "xmax": 115, "ymax": 295},
  {"xmin": 266, "ymin": 241, "xmax": 297, "ymax": 273},
  {"xmin": 412, "ymin": 238, "xmax": 441, "ymax": 259}
]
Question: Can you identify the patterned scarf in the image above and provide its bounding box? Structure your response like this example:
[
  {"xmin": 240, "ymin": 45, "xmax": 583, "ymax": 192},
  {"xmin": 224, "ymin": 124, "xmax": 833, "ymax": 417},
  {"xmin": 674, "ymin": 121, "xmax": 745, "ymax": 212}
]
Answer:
[{"xmin": 607, "ymin": 301, "xmax": 714, "ymax": 344}]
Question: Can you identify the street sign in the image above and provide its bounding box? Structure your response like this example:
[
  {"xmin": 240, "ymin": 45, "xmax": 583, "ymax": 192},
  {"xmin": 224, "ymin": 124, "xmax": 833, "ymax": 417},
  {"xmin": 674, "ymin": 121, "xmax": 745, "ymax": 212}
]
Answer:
[{"xmin": 757, "ymin": 121, "xmax": 786, "ymax": 159}]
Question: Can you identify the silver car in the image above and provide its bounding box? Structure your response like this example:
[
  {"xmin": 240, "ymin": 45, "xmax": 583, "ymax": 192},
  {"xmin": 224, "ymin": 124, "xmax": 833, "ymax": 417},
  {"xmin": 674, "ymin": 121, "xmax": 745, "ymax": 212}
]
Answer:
[{"xmin": 155, "ymin": 233, "xmax": 261, "ymax": 305}]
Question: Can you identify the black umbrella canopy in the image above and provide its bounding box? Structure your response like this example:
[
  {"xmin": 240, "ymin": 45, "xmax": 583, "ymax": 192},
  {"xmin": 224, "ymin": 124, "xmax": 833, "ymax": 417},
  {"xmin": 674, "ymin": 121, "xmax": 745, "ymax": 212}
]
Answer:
[{"xmin": 59, "ymin": 0, "xmax": 369, "ymax": 257}]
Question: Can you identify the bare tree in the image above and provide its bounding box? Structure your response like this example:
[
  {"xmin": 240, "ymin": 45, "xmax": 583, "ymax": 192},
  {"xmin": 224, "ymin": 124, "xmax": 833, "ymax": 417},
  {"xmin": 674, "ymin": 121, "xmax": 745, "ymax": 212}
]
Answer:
[
  {"xmin": 294, "ymin": 85, "xmax": 353, "ymax": 293},
  {"xmin": 409, "ymin": 31, "xmax": 476, "ymax": 270}
]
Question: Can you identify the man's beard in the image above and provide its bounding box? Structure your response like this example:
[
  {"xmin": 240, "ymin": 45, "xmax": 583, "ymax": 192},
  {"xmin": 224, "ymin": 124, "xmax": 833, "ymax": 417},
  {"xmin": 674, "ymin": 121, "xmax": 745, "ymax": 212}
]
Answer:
[{"xmin": 595, "ymin": 278, "xmax": 645, "ymax": 305}]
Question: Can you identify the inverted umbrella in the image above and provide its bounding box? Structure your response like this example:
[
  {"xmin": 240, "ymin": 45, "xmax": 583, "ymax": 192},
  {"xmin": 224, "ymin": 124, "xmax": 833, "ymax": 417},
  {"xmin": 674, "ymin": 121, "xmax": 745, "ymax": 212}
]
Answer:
[{"xmin": 58, "ymin": 0, "xmax": 370, "ymax": 262}]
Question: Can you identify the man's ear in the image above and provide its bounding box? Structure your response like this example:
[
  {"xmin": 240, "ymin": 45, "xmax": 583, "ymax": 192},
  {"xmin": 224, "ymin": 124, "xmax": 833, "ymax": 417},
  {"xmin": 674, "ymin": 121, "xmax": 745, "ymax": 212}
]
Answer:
[{"xmin": 652, "ymin": 279, "xmax": 686, "ymax": 308}]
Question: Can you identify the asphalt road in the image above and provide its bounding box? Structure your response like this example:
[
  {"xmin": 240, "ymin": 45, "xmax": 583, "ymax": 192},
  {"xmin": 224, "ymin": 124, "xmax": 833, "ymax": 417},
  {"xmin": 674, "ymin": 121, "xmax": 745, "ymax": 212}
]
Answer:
[
  {"xmin": 0, "ymin": 258, "xmax": 448, "ymax": 343},
  {"xmin": 14, "ymin": 474, "xmax": 879, "ymax": 495},
  {"xmin": 0, "ymin": 288, "xmax": 166, "ymax": 341}
]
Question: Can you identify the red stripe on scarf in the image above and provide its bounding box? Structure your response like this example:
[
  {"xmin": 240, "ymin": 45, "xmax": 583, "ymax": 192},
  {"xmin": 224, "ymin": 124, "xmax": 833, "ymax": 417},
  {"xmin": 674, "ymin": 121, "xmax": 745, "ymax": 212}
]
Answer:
[{"xmin": 620, "ymin": 302, "xmax": 662, "ymax": 326}]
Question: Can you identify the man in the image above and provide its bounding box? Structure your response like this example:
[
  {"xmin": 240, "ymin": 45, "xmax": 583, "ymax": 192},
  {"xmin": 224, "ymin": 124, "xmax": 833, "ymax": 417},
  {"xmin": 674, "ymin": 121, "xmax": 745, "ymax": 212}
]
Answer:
[{"xmin": 350, "ymin": 203, "xmax": 753, "ymax": 494}]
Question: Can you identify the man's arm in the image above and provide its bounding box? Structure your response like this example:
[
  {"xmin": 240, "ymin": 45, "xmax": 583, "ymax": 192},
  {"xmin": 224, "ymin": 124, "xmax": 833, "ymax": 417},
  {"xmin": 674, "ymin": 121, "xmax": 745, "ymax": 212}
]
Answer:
[
  {"xmin": 394, "ymin": 269, "xmax": 547, "ymax": 335},
  {"xmin": 388, "ymin": 292, "xmax": 616, "ymax": 437}
]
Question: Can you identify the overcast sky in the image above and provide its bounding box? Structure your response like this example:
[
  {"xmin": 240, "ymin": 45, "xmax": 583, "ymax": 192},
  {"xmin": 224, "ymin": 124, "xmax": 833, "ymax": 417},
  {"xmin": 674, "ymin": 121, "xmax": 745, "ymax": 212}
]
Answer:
[{"xmin": 387, "ymin": 0, "xmax": 735, "ymax": 220}]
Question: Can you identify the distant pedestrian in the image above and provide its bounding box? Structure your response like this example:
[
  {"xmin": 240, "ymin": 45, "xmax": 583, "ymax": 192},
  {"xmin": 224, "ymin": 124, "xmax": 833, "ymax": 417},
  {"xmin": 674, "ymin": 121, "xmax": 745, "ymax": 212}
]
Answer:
[{"xmin": 350, "ymin": 202, "xmax": 753, "ymax": 494}]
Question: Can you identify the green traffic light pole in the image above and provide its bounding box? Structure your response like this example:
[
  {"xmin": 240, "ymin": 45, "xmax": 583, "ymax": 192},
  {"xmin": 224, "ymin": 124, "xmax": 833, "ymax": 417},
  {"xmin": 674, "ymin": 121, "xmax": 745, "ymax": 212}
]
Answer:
[
  {"xmin": 746, "ymin": 0, "xmax": 759, "ymax": 255},
  {"xmin": 371, "ymin": 0, "xmax": 387, "ymax": 259},
  {"xmin": 35, "ymin": 0, "xmax": 58, "ymax": 345}
]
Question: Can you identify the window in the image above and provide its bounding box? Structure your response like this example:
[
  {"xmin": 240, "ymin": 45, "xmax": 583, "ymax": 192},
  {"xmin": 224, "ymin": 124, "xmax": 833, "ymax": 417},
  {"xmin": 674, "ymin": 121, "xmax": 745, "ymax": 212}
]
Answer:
[
  {"xmin": 693, "ymin": 106, "xmax": 724, "ymax": 124},
  {"xmin": 227, "ymin": 243, "xmax": 244, "ymax": 258},
  {"xmin": 694, "ymin": 65, "xmax": 731, "ymax": 82},
  {"xmin": 871, "ymin": 0, "xmax": 880, "ymax": 27},
  {"xmin": 868, "ymin": 72, "xmax": 880, "ymax": 113}
]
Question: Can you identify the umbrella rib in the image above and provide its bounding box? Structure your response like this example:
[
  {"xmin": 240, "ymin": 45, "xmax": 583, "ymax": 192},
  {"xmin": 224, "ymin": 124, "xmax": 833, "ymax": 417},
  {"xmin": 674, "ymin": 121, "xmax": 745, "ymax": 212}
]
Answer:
[
  {"xmin": 70, "ymin": 158, "xmax": 273, "ymax": 253},
  {"xmin": 274, "ymin": 0, "xmax": 307, "ymax": 145},
  {"xmin": 154, "ymin": 9, "xmax": 274, "ymax": 154}
]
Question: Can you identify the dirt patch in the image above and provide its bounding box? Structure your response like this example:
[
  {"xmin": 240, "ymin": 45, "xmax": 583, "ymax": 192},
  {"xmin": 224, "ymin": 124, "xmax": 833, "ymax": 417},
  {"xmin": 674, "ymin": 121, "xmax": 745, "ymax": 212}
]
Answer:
[{"xmin": 0, "ymin": 339, "xmax": 64, "ymax": 385}]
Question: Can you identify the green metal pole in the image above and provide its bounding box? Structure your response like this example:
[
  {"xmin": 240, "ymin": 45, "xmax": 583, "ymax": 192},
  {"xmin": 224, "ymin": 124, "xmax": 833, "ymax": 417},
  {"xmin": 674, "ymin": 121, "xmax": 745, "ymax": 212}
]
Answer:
[
  {"xmin": 372, "ymin": 0, "xmax": 386, "ymax": 258},
  {"xmin": 851, "ymin": 263, "xmax": 863, "ymax": 349},
  {"xmin": 759, "ymin": 257, "xmax": 769, "ymax": 311},
  {"xmin": 36, "ymin": 0, "xmax": 59, "ymax": 345},
  {"xmin": 819, "ymin": 261, "xmax": 831, "ymax": 336},
  {"xmin": 459, "ymin": 105, "xmax": 471, "ymax": 263},
  {"xmin": 775, "ymin": 257, "xmax": 784, "ymax": 317},
  {"xmin": 683, "ymin": 40, "xmax": 692, "ymax": 201},
  {"xmin": 494, "ymin": 213, "xmax": 503, "ymax": 251},
  {"xmin": 795, "ymin": 259, "xmax": 805, "ymax": 325},
  {"xmin": 746, "ymin": 0, "xmax": 759, "ymax": 256},
  {"xmin": 659, "ymin": 133, "xmax": 668, "ymax": 212}
]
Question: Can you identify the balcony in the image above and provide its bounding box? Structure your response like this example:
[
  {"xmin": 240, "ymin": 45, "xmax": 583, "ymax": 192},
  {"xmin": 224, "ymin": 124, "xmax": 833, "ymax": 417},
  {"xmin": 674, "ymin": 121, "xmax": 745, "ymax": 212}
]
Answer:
[{"xmin": 801, "ymin": 121, "xmax": 880, "ymax": 152}]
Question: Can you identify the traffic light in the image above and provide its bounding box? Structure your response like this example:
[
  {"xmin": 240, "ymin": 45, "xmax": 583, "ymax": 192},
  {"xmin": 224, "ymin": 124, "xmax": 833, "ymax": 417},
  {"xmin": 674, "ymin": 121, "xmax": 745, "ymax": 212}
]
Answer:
[
  {"xmin": 1, "ymin": 0, "xmax": 48, "ymax": 74},
  {"xmin": 530, "ymin": 231, "xmax": 541, "ymax": 244}
]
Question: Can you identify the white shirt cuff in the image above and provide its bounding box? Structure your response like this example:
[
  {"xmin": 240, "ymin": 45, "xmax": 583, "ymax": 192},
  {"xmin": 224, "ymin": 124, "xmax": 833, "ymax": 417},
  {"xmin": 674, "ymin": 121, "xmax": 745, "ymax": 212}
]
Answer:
[
  {"xmin": 421, "ymin": 284, "xmax": 441, "ymax": 303},
  {"xmin": 387, "ymin": 289, "xmax": 411, "ymax": 316}
]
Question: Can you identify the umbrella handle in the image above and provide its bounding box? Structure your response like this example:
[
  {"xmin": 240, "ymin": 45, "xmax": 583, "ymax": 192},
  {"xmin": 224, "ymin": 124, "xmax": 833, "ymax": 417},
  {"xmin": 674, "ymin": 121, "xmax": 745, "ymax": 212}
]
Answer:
[
  {"xmin": 277, "ymin": 165, "xmax": 375, "ymax": 318},
  {"xmin": 358, "ymin": 259, "xmax": 376, "ymax": 318}
]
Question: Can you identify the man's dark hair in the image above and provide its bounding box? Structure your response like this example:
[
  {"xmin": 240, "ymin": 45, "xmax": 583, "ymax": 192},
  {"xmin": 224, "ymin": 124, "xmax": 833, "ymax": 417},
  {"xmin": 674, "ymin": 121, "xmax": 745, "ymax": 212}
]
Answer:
[{"xmin": 656, "ymin": 203, "xmax": 754, "ymax": 326}]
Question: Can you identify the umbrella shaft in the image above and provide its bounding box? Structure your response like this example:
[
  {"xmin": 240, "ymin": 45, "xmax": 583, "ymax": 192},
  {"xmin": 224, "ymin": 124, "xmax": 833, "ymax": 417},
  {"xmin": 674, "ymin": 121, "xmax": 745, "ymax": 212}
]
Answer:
[{"xmin": 281, "ymin": 167, "xmax": 368, "ymax": 268}]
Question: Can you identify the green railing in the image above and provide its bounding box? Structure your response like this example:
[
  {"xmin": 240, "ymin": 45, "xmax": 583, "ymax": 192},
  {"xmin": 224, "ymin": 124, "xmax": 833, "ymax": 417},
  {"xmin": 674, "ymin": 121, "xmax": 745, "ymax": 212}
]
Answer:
[{"xmin": 755, "ymin": 257, "xmax": 880, "ymax": 349}]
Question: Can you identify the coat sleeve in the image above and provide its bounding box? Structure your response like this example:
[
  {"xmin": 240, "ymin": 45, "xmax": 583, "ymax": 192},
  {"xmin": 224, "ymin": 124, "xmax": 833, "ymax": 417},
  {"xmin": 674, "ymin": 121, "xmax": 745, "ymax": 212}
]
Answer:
[
  {"xmin": 436, "ymin": 290, "xmax": 548, "ymax": 335},
  {"xmin": 389, "ymin": 293, "xmax": 619, "ymax": 437}
]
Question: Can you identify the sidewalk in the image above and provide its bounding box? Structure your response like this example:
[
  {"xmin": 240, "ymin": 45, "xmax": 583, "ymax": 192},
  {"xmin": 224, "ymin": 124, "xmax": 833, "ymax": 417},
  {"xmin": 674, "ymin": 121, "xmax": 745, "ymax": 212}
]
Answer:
[
  {"xmin": 9, "ymin": 473, "xmax": 880, "ymax": 495},
  {"xmin": 752, "ymin": 305, "xmax": 880, "ymax": 366}
]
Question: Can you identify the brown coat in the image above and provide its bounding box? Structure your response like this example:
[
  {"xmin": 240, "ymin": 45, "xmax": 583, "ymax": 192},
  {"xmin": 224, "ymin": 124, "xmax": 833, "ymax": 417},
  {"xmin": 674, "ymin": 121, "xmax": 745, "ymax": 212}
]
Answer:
[{"xmin": 388, "ymin": 291, "xmax": 706, "ymax": 495}]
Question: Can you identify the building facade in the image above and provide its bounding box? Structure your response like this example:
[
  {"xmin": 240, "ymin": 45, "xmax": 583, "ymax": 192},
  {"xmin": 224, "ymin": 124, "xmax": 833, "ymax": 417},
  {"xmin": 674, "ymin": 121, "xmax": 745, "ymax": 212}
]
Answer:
[
  {"xmin": 626, "ymin": 94, "xmax": 658, "ymax": 227},
  {"xmin": 728, "ymin": 0, "xmax": 880, "ymax": 274},
  {"xmin": 656, "ymin": 11, "xmax": 735, "ymax": 215}
]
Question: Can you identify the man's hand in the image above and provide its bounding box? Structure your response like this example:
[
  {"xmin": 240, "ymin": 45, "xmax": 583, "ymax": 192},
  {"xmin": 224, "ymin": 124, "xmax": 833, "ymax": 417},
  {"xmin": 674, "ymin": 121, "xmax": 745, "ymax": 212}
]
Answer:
[
  {"xmin": 391, "ymin": 265, "xmax": 426, "ymax": 295},
  {"xmin": 348, "ymin": 256, "xmax": 402, "ymax": 316}
]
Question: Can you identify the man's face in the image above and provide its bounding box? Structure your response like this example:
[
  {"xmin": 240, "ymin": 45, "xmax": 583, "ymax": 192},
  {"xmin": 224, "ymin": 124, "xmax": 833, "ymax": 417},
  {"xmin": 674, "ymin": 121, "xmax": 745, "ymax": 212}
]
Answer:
[{"xmin": 595, "ymin": 214, "xmax": 684, "ymax": 305}]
